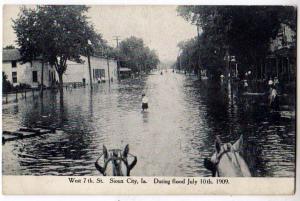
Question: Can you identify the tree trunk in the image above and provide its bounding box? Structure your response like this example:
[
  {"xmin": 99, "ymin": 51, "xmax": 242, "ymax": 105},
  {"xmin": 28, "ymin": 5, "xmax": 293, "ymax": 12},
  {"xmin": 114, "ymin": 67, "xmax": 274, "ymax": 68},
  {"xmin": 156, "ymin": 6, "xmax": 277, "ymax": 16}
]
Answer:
[
  {"xmin": 40, "ymin": 58, "xmax": 44, "ymax": 97},
  {"xmin": 107, "ymin": 56, "xmax": 111, "ymax": 86},
  {"xmin": 87, "ymin": 54, "xmax": 93, "ymax": 90},
  {"xmin": 58, "ymin": 72, "xmax": 64, "ymax": 98}
]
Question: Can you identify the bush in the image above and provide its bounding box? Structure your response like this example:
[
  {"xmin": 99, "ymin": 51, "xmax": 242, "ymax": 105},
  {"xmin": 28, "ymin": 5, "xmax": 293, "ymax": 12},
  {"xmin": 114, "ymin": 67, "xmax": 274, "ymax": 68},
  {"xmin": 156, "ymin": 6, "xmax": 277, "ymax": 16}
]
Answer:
[
  {"xmin": 15, "ymin": 83, "xmax": 32, "ymax": 91},
  {"xmin": 2, "ymin": 73, "xmax": 32, "ymax": 92},
  {"xmin": 2, "ymin": 73, "xmax": 13, "ymax": 93}
]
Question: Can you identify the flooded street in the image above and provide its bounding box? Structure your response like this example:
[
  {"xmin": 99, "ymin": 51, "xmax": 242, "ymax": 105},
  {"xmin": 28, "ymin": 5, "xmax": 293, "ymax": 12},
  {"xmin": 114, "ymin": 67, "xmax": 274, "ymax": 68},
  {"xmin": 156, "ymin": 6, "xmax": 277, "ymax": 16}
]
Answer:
[{"xmin": 2, "ymin": 72, "xmax": 295, "ymax": 177}]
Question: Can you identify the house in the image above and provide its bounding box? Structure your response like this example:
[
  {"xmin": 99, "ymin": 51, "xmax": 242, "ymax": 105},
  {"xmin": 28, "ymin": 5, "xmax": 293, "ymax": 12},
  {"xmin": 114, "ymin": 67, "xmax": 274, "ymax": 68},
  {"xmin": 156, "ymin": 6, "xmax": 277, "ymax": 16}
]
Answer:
[
  {"xmin": 2, "ymin": 49, "xmax": 118, "ymax": 89},
  {"xmin": 2, "ymin": 49, "xmax": 56, "ymax": 88},
  {"xmin": 63, "ymin": 55, "xmax": 118, "ymax": 84},
  {"xmin": 264, "ymin": 23, "xmax": 296, "ymax": 82}
]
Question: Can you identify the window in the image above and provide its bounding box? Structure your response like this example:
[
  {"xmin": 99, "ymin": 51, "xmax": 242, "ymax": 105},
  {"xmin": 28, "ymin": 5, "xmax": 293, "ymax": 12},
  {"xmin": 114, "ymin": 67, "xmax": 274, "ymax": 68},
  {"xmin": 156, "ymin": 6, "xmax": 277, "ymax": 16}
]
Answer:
[
  {"xmin": 12, "ymin": 72, "xmax": 17, "ymax": 83},
  {"xmin": 12, "ymin": 61, "xmax": 17, "ymax": 68},
  {"xmin": 94, "ymin": 69, "xmax": 105, "ymax": 79},
  {"xmin": 32, "ymin": 71, "xmax": 38, "ymax": 82}
]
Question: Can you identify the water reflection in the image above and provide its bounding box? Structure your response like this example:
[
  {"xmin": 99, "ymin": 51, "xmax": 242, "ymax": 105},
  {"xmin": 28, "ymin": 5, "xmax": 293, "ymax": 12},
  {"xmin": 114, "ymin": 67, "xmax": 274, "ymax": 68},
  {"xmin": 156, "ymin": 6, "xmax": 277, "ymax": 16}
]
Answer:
[{"xmin": 2, "ymin": 72, "xmax": 295, "ymax": 177}]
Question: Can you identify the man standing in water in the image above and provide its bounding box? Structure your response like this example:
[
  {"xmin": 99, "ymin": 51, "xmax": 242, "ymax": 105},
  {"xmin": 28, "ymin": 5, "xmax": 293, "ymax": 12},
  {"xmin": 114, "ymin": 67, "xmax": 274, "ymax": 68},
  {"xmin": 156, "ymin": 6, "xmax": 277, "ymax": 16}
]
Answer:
[{"xmin": 142, "ymin": 93, "xmax": 149, "ymax": 111}]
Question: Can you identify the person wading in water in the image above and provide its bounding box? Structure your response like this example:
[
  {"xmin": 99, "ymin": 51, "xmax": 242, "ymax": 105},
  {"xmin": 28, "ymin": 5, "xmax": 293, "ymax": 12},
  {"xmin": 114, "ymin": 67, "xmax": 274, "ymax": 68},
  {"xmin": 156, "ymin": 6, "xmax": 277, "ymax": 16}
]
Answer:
[{"xmin": 141, "ymin": 93, "xmax": 149, "ymax": 111}]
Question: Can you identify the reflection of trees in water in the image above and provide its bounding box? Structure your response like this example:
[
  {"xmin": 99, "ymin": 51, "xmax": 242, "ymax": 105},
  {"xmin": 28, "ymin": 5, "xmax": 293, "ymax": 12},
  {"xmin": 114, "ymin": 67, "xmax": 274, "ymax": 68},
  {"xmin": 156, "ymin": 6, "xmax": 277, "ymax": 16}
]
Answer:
[
  {"xmin": 197, "ymin": 80, "xmax": 295, "ymax": 177},
  {"xmin": 198, "ymin": 80, "xmax": 232, "ymax": 139},
  {"xmin": 196, "ymin": 80, "xmax": 266, "ymax": 176},
  {"xmin": 15, "ymin": 91, "xmax": 96, "ymax": 175}
]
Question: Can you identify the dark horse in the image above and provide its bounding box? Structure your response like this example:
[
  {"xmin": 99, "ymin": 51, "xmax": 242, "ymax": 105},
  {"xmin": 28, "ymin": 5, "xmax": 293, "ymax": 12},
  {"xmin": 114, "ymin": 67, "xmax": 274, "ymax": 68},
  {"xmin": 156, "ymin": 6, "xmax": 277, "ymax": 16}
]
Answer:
[
  {"xmin": 95, "ymin": 144, "xmax": 137, "ymax": 176},
  {"xmin": 204, "ymin": 135, "xmax": 251, "ymax": 177}
]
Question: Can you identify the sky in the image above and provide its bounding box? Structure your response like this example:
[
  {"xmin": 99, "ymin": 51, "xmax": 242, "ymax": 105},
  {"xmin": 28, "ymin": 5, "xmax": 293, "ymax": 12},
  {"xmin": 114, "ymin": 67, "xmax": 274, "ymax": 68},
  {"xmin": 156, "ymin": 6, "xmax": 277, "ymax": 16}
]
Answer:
[{"xmin": 3, "ymin": 5, "xmax": 197, "ymax": 63}]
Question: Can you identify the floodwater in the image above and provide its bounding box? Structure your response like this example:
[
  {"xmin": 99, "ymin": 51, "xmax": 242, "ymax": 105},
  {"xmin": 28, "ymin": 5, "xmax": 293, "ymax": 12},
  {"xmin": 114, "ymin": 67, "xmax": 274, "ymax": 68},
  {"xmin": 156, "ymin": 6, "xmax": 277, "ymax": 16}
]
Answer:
[{"xmin": 2, "ymin": 71, "xmax": 296, "ymax": 177}]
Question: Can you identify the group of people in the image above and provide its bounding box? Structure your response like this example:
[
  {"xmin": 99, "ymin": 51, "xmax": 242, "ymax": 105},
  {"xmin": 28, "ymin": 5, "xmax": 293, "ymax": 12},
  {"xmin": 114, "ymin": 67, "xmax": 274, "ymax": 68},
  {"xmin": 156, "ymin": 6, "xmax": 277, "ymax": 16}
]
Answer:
[{"xmin": 220, "ymin": 70, "xmax": 280, "ymax": 110}]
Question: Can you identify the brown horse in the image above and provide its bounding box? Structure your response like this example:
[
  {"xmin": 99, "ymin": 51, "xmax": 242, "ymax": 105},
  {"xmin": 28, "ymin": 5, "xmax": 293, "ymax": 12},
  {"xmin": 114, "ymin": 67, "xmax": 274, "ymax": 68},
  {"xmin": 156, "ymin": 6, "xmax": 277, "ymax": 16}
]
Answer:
[
  {"xmin": 204, "ymin": 135, "xmax": 251, "ymax": 177},
  {"xmin": 95, "ymin": 144, "xmax": 137, "ymax": 176}
]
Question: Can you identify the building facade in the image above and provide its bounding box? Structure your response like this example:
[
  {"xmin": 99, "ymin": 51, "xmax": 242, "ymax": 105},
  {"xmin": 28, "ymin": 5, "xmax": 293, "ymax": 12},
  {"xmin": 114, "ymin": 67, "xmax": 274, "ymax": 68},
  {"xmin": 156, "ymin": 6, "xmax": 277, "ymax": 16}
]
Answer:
[
  {"xmin": 63, "ymin": 55, "xmax": 118, "ymax": 84},
  {"xmin": 2, "ymin": 49, "xmax": 118, "ymax": 88},
  {"xmin": 264, "ymin": 23, "xmax": 296, "ymax": 82},
  {"xmin": 2, "ymin": 49, "xmax": 56, "ymax": 88}
]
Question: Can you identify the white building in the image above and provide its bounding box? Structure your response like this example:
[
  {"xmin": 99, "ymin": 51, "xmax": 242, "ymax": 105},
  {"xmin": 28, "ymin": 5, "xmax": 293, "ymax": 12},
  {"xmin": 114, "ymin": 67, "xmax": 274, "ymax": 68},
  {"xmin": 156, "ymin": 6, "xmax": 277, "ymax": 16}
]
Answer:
[
  {"xmin": 2, "ymin": 49, "xmax": 56, "ymax": 87},
  {"xmin": 64, "ymin": 55, "xmax": 118, "ymax": 84},
  {"xmin": 2, "ymin": 49, "xmax": 118, "ymax": 88}
]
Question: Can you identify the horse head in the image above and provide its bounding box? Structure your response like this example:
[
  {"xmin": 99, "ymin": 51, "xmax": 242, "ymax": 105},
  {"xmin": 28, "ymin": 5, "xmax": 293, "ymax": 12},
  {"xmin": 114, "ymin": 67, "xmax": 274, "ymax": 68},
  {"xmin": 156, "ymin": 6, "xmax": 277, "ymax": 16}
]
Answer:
[
  {"xmin": 95, "ymin": 144, "xmax": 137, "ymax": 176},
  {"xmin": 204, "ymin": 135, "xmax": 251, "ymax": 177}
]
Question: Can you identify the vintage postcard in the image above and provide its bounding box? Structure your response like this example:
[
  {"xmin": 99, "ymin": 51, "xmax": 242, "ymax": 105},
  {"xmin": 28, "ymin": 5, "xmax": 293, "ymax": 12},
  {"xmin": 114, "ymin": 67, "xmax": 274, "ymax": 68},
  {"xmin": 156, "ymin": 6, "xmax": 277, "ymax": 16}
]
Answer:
[{"xmin": 1, "ymin": 3, "xmax": 297, "ymax": 195}]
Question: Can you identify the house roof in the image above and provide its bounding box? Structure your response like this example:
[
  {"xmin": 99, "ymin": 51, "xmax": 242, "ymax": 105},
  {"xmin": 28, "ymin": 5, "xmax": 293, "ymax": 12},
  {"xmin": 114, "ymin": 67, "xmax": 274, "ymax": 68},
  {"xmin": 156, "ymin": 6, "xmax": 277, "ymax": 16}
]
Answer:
[{"xmin": 2, "ymin": 49, "xmax": 21, "ymax": 62}]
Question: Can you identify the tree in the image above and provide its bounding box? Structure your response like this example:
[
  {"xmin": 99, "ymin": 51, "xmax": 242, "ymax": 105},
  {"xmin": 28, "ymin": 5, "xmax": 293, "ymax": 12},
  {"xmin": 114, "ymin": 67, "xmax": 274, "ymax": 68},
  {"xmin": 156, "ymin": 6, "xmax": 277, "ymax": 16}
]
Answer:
[
  {"xmin": 177, "ymin": 6, "xmax": 297, "ymax": 77},
  {"xmin": 119, "ymin": 36, "xmax": 160, "ymax": 74},
  {"xmin": 13, "ymin": 5, "xmax": 96, "ymax": 98},
  {"xmin": 13, "ymin": 7, "xmax": 46, "ymax": 95},
  {"xmin": 2, "ymin": 73, "xmax": 12, "ymax": 93}
]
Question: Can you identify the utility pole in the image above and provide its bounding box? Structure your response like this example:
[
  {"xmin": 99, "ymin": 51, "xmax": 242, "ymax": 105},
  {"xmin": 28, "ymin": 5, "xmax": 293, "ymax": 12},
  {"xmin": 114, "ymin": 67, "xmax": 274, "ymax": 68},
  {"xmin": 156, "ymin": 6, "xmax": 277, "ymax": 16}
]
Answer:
[
  {"xmin": 225, "ymin": 46, "xmax": 230, "ymax": 80},
  {"xmin": 114, "ymin": 36, "xmax": 121, "ymax": 80},
  {"xmin": 87, "ymin": 40, "xmax": 93, "ymax": 90},
  {"xmin": 113, "ymin": 36, "xmax": 121, "ymax": 48},
  {"xmin": 107, "ymin": 54, "xmax": 111, "ymax": 86},
  {"xmin": 197, "ymin": 24, "xmax": 202, "ymax": 79}
]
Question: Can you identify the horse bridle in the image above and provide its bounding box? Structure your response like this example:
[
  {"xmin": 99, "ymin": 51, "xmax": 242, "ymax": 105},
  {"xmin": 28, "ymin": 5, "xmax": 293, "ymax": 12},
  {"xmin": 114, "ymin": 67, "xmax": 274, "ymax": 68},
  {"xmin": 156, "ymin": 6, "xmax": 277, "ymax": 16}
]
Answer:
[
  {"xmin": 206, "ymin": 144, "xmax": 242, "ymax": 177},
  {"xmin": 95, "ymin": 149, "xmax": 136, "ymax": 176}
]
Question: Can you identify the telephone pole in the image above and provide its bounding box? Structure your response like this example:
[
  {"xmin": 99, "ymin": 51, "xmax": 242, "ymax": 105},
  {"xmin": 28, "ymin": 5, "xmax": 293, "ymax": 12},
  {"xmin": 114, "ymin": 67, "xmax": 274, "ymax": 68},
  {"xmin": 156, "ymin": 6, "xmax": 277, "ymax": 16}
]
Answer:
[
  {"xmin": 113, "ymin": 36, "xmax": 121, "ymax": 48},
  {"xmin": 113, "ymin": 36, "xmax": 121, "ymax": 80}
]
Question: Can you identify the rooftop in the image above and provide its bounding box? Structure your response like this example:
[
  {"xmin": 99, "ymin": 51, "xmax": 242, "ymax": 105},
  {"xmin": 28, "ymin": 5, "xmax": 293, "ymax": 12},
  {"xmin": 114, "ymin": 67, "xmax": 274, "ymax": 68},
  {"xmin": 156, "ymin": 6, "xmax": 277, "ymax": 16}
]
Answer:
[{"xmin": 2, "ymin": 49, "xmax": 21, "ymax": 62}]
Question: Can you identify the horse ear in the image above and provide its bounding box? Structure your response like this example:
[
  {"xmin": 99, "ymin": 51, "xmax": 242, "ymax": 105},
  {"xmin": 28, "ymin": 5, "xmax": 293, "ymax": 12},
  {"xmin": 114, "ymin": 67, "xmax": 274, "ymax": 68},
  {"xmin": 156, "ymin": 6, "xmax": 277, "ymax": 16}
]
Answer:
[
  {"xmin": 232, "ymin": 135, "xmax": 243, "ymax": 151},
  {"xmin": 215, "ymin": 136, "xmax": 222, "ymax": 153},
  {"xmin": 103, "ymin": 145, "xmax": 108, "ymax": 159},
  {"xmin": 123, "ymin": 144, "xmax": 129, "ymax": 157}
]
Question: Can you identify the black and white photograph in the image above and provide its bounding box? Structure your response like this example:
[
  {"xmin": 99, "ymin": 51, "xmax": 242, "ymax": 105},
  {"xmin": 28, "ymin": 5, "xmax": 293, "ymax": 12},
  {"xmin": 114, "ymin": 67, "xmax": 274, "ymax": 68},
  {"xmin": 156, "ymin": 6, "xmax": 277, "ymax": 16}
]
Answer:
[{"xmin": 1, "ymin": 3, "xmax": 297, "ymax": 194}]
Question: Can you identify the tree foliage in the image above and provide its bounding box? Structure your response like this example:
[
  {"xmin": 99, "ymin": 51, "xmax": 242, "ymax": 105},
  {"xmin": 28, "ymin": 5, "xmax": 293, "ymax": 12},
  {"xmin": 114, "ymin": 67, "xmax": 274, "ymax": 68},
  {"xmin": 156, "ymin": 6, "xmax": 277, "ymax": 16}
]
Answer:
[
  {"xmin": 13, "ymin": 5, "xmax": 103, "ymax": 95},
  {"xmin": 177, "ymin": 6, "xmax": 297, "ymax": 76},
  {"xmin": 119, "ymin": 36, "xmax": 159, "ymax": 73},
  {"xmin": 2, "ymin": 73, "xmax": 12, "ymax": 93}
]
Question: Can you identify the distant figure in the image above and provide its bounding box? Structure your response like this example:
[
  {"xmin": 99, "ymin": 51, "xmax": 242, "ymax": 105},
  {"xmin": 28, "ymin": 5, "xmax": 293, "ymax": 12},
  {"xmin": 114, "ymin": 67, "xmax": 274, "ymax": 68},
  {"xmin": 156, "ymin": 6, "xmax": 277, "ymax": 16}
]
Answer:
[
  {"xmin": 141, "ymin": 93, "xmax": 149, "ymax": 111},
  {"xmin": 274, "ymin": 77, "xmax": 279, "ymax": 87},
  {"xmin": 160, "ymin": 71, "xmax": 163, "ymax": 75},
  {"xmin": 97, "ymin": 77, "xmax": 101, "ymax": 84},
  {"xmin": 243, "ymin": 80, "xmax": 249, "ymax": 92},
  {"xmin": 268, "ymin": 77, "xmax": 274, "ymax": 86},
  {"xmin": 267, "ymin": 77, "xmax": 274, "ymax": 95},
  {"xmin": 220, "ymin": 74, "xmax": 225, "ymax": 82},
  {"xmin": 269, "ymin": 85, "xmax": 279, "ymax": 110}
]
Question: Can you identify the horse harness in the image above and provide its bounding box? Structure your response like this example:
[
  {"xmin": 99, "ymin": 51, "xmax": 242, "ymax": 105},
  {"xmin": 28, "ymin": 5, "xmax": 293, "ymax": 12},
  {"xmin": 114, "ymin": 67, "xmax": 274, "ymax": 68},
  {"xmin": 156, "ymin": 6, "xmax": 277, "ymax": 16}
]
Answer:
[
  {"xmin": 95, "ymin": 149, "xmax": 136, "ymax": 176},
  {"xmin": 212, "ymin": 144, "xmax": 243, "ymax": 177}
]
